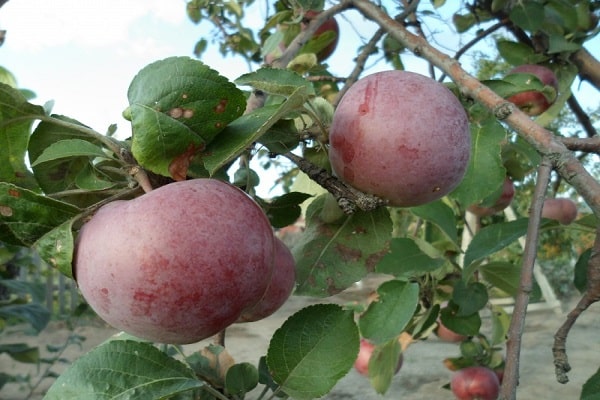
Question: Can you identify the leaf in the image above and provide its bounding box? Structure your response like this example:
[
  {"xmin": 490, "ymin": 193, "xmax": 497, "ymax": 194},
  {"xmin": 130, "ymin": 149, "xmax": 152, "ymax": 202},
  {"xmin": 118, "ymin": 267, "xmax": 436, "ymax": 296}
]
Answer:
[
  {"xmin": 0, "ymin": 303, "xmax": 50, "ymax": 333},
  {"xmin": 480, "ymin": 261, "xmax": 522, "ymax": 297},
  {"xmin": 235, "ymin": 68, "xmax": 315, "ymax": 97},
  {"xmin": 263, "ymin": 192, "xmax": 313, "ymax": 229},
  {"xmin": 292, "ymin": 194, "xmax": 392, "ymax": 296},
  {"xmin": 440, "ymin": 302, "xmax": 481, "ymax": 336},
  {"xmin": 509, "ymin": 2, "xmax": 545, "ymax": 32},
  {"xmin": 574, "ymin": 248, "xmax": 591, "ymax": 294},
  {"xmin": 410, "ymin": 200, "xmax": 459, "ymax": 247},
  {"xmin": 266, "ymin": 304, "xmax": 359, "ymax": 400},
  {"xmin": 32, "ymin": 217, "xmax": 76, "ymax": 278},
  {"xmin": 582, "ymin": 366, "xmax": 600, "ymax": 400},
  {"xmin": 31, "ymin": 138, "xmax": 111, "ymax": 167},
  {"xmin": 0, "ymin": 343, "xmax": 40, "ymax": 364},
  {"xmin": 376, "ymin": 237, "xmax": 445, "ymax": 278},
  {"xmin": 0, "ymin": 83, "xmax": 45, "ymax": 190},
  {"xmin": 452, "ymin": 281, "xmax": 488, "ymax": 316},
  {"xmin": 359, "ymin": 280, "xmax": 419, "ymax": 344},
  {"xmin": 496, "ymin": 40, "xmax": 547, "ymax": 66},
  {"xmin": 127, "ymin": 56, "xmax": 246, "ymax": 178},
  {"xmin": 368, "ymin": 339, "xmax": 402, "ymax": 395},
  {"xmin": 450, "ymin": 119, "xmax": 506, "ymax": 208},
  {"xmin": 202, "ymin": 88, "xmax": 308, "ymax": 175},
  {"xmin": 225, "ymin": 363, "xmax": 259, "ymax": 396},
  {"xmin": 44, "ymin": 340, "xmax": 204, "ymax": 400},
  {"xmin": 547, "ymin": 33, "xmax": 582, "ymax": 53},
  {"xmin": 490, "ymin": 304, "xmax": 510, "ymax": 346},
  {"xmin": 0, "ymin": 182, "xmax": 80, "ymax": 246}
]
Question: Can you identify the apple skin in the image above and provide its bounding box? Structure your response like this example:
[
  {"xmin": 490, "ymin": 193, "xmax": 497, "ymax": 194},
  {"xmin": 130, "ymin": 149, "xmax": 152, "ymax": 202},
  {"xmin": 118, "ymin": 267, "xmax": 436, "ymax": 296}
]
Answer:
[
  {"xmin": 302, "ymin": 10, "xmax": 339, "ymax": 61},
  {"xmin": 238, "ymin": 237, "xmax": 296, "ymax": 322},
  {"xmin": 74, "ymin": 179, "xmax": 275, "ymax": 344},
  {"xmin": 468, "ymin": 177, "xmax": 515, "ymax": 217},
  {"xmin": 435, "ymin": 320, "xmax": 468, "ymax": 343},
  {"xmin": 450, "ymin": 366, "xmax": 500, "ymax": 400},
  {"xmin": 506, "ymin": 64, "xmax": 559, "ymax": 116},
  {"xmin": 329, "ymin": 70, "xmax": 471, "ymax": 207},
  {"xmin": 354, "ymin": 339, "xmax": 403, "ymax": 377},
  {"xmin": 541, "ymin": 198, "xmax": 578, "ymax": 225}
]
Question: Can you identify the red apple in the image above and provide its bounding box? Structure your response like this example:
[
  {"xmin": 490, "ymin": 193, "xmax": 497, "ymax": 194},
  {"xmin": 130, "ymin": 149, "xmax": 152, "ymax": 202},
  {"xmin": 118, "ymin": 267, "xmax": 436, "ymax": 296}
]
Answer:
[
  {"xmin": 301, "ymin": 10, "xmax": 339, "ymax": 61},
  {"xmin": 329, "ymin": 70, "xmax": 471, "ymax": 207},
  {"xmin": 238, "ymin": 237, "xmax": 296, "ymax": 322},
  {"xmin": 451, "ymin": 366, "xmax": 500, "ymax": 400},
  {"xmin": 541, "ymin": 198, "xmax": 578, "ymax": 225},
  {"xmin": 468, "ymin": 177, "xmax": 515, "ymax": 217},
  {"xmin": 354, "ymin": 339, "xmax": 403, "ymax": 377},
  {"xmin": 74, "ymin": 179, "xmax": 275, "ymax": 344},
  {"xmin": 506, "ymin": 64, "xmax": 559, "ymax": 116},
  {"xmin": 435, "ymin": 320, "xmax": 468, "ymax": 343}
]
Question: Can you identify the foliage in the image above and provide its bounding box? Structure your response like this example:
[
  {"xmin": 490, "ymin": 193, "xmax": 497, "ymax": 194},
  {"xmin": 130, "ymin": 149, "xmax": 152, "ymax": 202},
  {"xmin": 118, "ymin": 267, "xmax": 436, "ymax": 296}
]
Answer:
[{"xmin": 1, "ymin": 0, "xmax": 600, "ymax": 399}]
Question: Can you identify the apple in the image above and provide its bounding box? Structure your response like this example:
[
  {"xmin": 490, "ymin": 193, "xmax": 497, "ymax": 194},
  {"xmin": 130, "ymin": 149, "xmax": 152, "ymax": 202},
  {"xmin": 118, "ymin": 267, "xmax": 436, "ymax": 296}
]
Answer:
[
  {"xmin": 450, "ymin": 366, "xmax": 500, "ymax": 400},
  {"xmin": 506, "ymin": 64, "xmax": 559, "ymax": 116},
  {"xmin": 468, "ymin": 177, "xmax": 515, "ymax": 217},
  {"xmin": 435, "ymin": 320, "xmax": 468, "ymax": 343},
  {"xmin": 238, "ymin": 237, "xmax": 296, "ymax": 322},
  {"xmin": 329, "ymin": 70, "xmax": 471, "ymax": 207},
  {"xmin": 301, "ymin": 10, "xmax": 339, "ymax": 61},
  {"xmin": 74, "ymin": 179, "xmax": 275, "ymax": 344},
  {"xmin": 354, "ymin": 339, "xmax": 403, "ymax": 377},
  {"xmin": 541, "ymin": 198, "xmax": 578, "ymax": 225}
]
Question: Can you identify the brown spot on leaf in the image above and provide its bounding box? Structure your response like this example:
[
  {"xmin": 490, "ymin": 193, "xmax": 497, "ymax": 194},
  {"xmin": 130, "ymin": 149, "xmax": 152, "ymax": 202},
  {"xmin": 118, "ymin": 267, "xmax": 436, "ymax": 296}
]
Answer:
[
  {"xmin": 335, "ymin": 243, "xmax": 362, "ymax": 262},
  {"xmin": 8, "ymin": 188, "xmax": 20, "ymax": 197},
  {"xmin": 0, "ymin": 205, "xmax": 13, "ymax": 217},
  {"xmin": 182, "ymin": 93, "xmax": 188, "ymax": 99},
  {"xmin": 215, "ymin": 122, "xmax": 223, "ymax": 129},
  {"xmin": 214, "ymin": 99, "xmax": 228, "ymax": 114},
  {"xmin": 169, "ymin": 108, "xmax": 184, "ymax": 118},
  {"xmin": 183, "ymin": 109, "xmax": 194, "ymax": 119},
  {"xmin": 168, "ymin": 143, "xmax": 205, "ymax": 181}
]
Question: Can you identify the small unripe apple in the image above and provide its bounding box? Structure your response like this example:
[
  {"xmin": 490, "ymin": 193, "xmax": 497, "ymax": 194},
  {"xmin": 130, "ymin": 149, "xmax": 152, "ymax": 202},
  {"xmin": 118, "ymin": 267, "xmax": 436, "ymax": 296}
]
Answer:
[
  {"xmin": 238, "ymin": 237, "xmax": 296, "ymax": 322},
  {"xmin": 451, "ymin": 366, "xmax": 500, "ymax": 400},
  {"xmin": 354, "ymin": 339, "xmax": 403, "ymax": 377},
  {"xmin": 541, "ymin": 198, "xmax": 578, "ymax": 225},
  {"xmin": 329, "ymin": 70, "xmax": 471, "ymax": 207},
  {"xmin": 74, "ymin": 179, "xmax": 275, "ymax": 344},
  {"xmin": 468, "ymin": 177, "xmax": 515, "ymax": 217},
  {"xmin": 506, "ymin": 64, "xmax": 559, "ymax": 116}
]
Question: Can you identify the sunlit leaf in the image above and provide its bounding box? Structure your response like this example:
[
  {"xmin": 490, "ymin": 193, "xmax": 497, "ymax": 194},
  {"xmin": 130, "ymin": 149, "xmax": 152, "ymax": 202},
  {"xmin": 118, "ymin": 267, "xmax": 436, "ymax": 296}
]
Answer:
[
  {"xmin": 235, "ymin": 67, "xmax": 315, "ymax": 97},
  {"xmin": 376, "ymin": 237, "xmax": 445, "ymax": 278}
]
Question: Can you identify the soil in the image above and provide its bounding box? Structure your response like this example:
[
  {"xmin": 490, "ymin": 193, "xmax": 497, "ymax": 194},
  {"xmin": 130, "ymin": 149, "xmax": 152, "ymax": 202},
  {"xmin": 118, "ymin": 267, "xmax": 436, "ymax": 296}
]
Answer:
[{"xmin": 1, "ymin": 275, "xmax": 599, "ymax": 400}]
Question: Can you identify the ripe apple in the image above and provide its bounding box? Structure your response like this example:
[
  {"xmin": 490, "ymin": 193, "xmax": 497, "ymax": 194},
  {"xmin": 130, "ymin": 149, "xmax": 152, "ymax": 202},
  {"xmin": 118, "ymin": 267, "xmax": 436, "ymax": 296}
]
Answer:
[
  {"xmin": 506, "ymin": 64, "xmax": 559, "ymax": 116},
  {"xmin": 450, "ymin": 366, "xmax": 500, "ymax": 400},
  {"xmin": 468, "ymin": 177, "xmax": 515, "ymax": 217},
  {"xmin": 435, "ymin": 320, "xmax": 468, "ymax": 343},
  {"xmin": 541, "ymin": 198, "xmax": 578, "ymax": 225},
  {"xmin": 301, "ymin": 10, "xmax": 339, "ymax": 61},
  {"xmin": 354, "ymin": 339, "xmax": 403, "ymax": 377},
  {"xmin": 238, "ymin": 237, "xmax": 296, "ymax": 322},
  {"xmin": 74, "ymin": 179, "xmax": 275, "ymax": 344},
  {"xmin": 329, "ymin": 70, "xmax": 471, "ymax": 207}
]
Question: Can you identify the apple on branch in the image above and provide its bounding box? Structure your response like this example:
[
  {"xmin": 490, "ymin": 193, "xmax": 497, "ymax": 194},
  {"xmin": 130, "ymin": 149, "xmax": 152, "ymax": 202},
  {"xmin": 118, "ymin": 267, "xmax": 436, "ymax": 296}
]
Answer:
[{"xmin": 505, "ymin": 64, "xmax": 559, "ymax": 116}]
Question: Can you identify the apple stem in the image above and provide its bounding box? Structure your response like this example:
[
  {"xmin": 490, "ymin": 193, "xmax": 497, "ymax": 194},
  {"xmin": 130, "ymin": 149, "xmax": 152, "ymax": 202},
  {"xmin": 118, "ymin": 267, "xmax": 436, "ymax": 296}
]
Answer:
[
  {"xmin": 214, "ymin": 329, "xmax": 226, "ymax": 347},
  {"xmin": 282, "ymin": 151, "xmax": 386, "ymax": 214}
]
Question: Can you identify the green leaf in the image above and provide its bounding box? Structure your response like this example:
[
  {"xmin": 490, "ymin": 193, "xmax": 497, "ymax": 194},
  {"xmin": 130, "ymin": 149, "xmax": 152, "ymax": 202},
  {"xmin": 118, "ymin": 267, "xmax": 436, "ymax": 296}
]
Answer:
[
  {"xmin": 410, "ymin": 200, "xmax": 459, "ymax": 247},
  {"xmin": 44, "ymin": 340, "xmax": 204, "ymax": 400},
  {"xmin": 480, "ymin": 261, "xmax": 521, "ymax": 297},
  {"xmin": 31, "ymin": 139, "xmax": 110, "ymax": 167},
  {"xmin": 235, "ymin": 67, "xmax": 315, "ymax": 97},
  {"xmin": 32, "ymin": 217, "xmax": 76, "ymax": 278},
  {"xmin": 359, "ymin": 280, "xmax": 419, "ymax": 344},
  {"xmin": 440, "ymin": 302, "xmax": 481, "ymax": 336},
  {"xmin": 450, "ymin": 119, "xmax": 506, "ymax": 208},
  {"xmin": 266, "ymin": 304, "xmax": 359, "ymax": 400},
  {"xmin": 547, "ymin": 33, "xmax": 582, "ymax": 53},
  {"xmin": 574, "ymin": 248, "xmax": 591, "ymax": 294},
  {"xmin": 225, "ymin": 363, "xmax": 259, "ymax": 396},
  {"xmin": 368, "ymin": 339, "xmax": 402, "ymax": 395},
  {"xmin": 0, "ymin": 182, "xmax": 80, "ymax": 246},
  {"xmin": 496, "ymin": 40, "xmax": 548, "ymax": 66},
  {"xmin": 0, "ymin": 343, "xmax": 40, "ymax": 364},
  {"xmin": 263, "ymin": 192, "xmax": 313, "ymax": 229},
  {"xmin": 0, "ymin": 83, "xmax": 45, "ymax": 190},
  {"xmin": 453, "ymin": 13, "xmax": 477, "ymax": 33},
  {"xmin": 0, "ymin": 303, "xmax": 50, "ymax": 333},
  {"xmin": 582, "ymin": 366, "xmax": 600, "ymax": 400},
  {"xmin": 452, "ymin": 281, "xmax": 488, "ymax": 316},
  {"xmin": 463, "ymin": 218, "xmax": 530, "ymax": 272},
  {"xmin": 376, "ymin": 237, "xmax": 445, "ymax": 278},
  {"xmin": 127, "ymin": 56, "xmax": 246, "ymax": 178},
  {"xmin": 509, "ymin": 2, "xmax": 545, "ymax": 32},
  {"xmin": 490, "ymin": 304, "xmax": 510, "ymax": 345},
  {"xmin": 293, "ymin": 194, "xmax": 392, "ymax": 296},
  {"xmin": 203, "ymin": 87, "xmax": 307, "ymax": 175}
]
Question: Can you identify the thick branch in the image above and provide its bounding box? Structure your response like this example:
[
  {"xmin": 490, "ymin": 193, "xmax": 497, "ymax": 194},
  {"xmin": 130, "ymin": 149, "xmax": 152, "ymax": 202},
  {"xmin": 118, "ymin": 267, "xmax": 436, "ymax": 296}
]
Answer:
[
  {"xmin": 349, "ymin": 0, "xmax": 600, "ymax": 217},
  {"xmin": 500, "ymin": 158, "xmax": 551, "ymax": 400},
  {"xmin": 570, "ymin": 48, "xmax": 600, "ymax": 92}
]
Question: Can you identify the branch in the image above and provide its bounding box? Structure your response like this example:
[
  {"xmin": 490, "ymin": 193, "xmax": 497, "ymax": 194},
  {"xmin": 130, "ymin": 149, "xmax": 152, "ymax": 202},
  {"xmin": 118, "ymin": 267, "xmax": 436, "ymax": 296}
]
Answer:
[
  {"xmin": 560, "ymin": 136, "xmax": 600, "ymax": 153},
  {"xmin": 567, "ymin": 95, "xmax": 598, "ymax": 138},
  {"xmin": 500, "ymin": 158, "xmax": 552, "ymax": 400},
  {"xmin": 349, "ymin": 0, "xmax": 600, "ymax": 218},
  {"xmin": 570, "ymin": 47, "xmax": 600, "ymax": 92}
]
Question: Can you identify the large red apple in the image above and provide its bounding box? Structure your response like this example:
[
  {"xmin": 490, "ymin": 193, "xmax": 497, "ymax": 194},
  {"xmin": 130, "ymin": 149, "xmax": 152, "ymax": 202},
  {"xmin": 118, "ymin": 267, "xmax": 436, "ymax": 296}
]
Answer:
[
  {"xmin": 329, "ymin": 70, "xmax": 471, "ymax": 207},
  {"xmin": 451, "ymin": 366, "xmax": 500, "ymax": 400},
  {"xmin": 541, "ymin": 198, "xmax": 578, "ymax": 225},
  {"xmin": 468, "ymin": 177, "xmax": 515, "ymax": 217},
  {"xmin": 238, "ymin": 237, "xmax": 296, "ymax": 322},
  {"xmin": 74, "ymin": 179, "xmax": 275, "ymax": 344},
  {"xmin": 506, "ymin": 64, "xmax": 559, "ymax": 116},
  {"xmin": 354, "ymin": 339, "xmax": 403, "ymax": 377}
]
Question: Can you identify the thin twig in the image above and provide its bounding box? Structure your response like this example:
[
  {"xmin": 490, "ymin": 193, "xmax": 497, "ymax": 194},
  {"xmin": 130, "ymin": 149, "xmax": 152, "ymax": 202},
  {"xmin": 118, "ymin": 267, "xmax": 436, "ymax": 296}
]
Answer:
[{"xmin": 500, "ymin": 157, "xmax": 552, "ymax": 400}]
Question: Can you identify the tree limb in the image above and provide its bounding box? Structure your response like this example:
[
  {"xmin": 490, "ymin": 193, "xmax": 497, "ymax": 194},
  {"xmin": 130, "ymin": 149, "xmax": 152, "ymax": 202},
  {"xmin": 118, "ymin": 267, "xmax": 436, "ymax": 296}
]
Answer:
[{"xmin": 570, "ymin": 47, "xmax": 600, "ymax": 92}]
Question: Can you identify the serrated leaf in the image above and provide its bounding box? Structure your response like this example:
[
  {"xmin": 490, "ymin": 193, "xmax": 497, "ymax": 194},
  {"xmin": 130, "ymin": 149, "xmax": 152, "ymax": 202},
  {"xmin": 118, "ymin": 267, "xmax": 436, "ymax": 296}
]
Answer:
[
  {"xmin": 582, "ymin": 367, "xmax": 600, "ymax": 400},
  {"xmin": 0, "ymin": 182, "xmax": 80, "ymax": 246},
  {"xmin": 376, "ymin": 237, "xmax": 445, "ymax": 278},
  {"xmin": 235, "ymin": 68, "xmax": 315, "ymax": 97},
  {"xmin": 32, "ymin": 217, "xmax": 76, "ymax": 278},
  {"xmin": 359, "ymin": 280, "xmax": 419, "ymax": 344},
  {"xmin": 452, "ymin": 281, "xmax": 488, "ymax": 316},
  {"xmin": 0, "ymin": 83, "xmax": 45, "ymax": 190},
  {"xmin": 31, "ymin": 139, "xmax": 111, "ymax": 167},
  {"xmin": 450, "ymin": 119, "xmax": 506, "ymax": 208},
  {"xmin": 127, "ymin": 56, "xmax": 246, "ymax": 178},
  {"xmin": 410, "ymin": 200, "xmax": 459, "ymax": 247},
  {"xmin": 480, "ymin": 261, "xmax": 521, "ymax": 297},
  {"xmin": 293, "ymin": 194, "xmax": 392, "ymax": 296},
  {"xmin": 44, "ymin": 340, "xmax": 203, "ymax": 400},
  {"xmin": 266, "ymin": 304, "xmax": 359, "ymax": 399}
]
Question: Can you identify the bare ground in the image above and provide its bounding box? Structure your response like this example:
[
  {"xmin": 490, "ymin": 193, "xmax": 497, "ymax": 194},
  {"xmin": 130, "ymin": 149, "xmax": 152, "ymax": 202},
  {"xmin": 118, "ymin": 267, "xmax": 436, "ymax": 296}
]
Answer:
[{"xmin": 2, "ymin": 276, "xmax": 599, "ymax": 400}]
